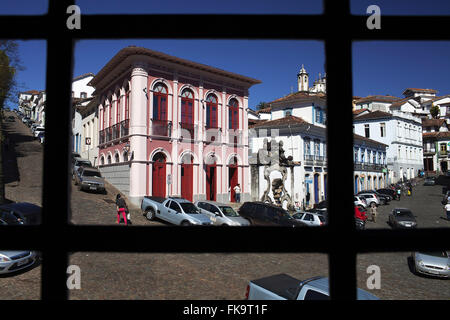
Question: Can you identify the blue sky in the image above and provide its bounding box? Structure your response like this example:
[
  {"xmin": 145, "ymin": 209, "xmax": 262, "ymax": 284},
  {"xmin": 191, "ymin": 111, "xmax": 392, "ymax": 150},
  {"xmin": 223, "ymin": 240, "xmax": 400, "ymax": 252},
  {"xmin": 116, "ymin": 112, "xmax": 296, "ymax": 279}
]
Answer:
[{"xmin": 5, "ymin": 0, "xmax": 450, "ymax": 110}]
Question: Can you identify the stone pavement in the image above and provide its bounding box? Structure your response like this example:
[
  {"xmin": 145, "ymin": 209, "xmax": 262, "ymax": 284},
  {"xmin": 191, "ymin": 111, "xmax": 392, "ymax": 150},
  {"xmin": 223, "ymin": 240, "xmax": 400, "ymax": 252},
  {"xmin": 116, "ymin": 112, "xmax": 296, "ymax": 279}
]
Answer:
[{"xmin": 1, "ymin": 111, "xmax": 449, "ymax": 300}]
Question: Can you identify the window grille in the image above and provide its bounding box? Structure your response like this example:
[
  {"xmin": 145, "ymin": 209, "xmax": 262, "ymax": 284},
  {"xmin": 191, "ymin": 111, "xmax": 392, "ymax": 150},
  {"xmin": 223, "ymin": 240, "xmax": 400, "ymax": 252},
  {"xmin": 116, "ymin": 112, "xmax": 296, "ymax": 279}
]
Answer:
[{"xmin": 0, "ymin": 0, "xmax": 448, "ymax": 302}]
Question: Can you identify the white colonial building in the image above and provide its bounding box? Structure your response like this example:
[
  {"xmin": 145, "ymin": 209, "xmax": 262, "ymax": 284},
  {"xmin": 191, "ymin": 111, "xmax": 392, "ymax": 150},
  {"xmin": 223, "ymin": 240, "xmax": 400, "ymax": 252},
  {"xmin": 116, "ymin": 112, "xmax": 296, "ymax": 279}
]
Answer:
[
  {"xmin": 71, "ymin": 73, "xmax": 95, "ymax": 155},
  {"xmin": 354, "ymin": 110, "xmax": 423, "ymax": 183}
]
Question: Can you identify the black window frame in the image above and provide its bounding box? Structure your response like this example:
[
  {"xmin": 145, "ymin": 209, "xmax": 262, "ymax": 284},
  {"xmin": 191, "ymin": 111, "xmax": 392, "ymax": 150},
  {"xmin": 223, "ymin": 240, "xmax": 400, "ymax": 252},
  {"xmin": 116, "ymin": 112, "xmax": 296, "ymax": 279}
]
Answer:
[{"xmin": 0, "ymin": 0, "xmax": 448, "ymax": 302}]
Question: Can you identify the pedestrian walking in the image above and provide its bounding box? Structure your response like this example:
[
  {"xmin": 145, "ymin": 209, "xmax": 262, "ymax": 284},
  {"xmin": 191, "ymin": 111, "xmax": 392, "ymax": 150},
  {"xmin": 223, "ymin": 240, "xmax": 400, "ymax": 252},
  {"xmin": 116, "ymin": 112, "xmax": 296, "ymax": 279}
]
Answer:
[
  {"xmin": 233, "ymin": 183, "xmax": 241, "ymax": 203},
  {"xmin": 397, "ymin": 188, "xmax": 401, "ymax": 201},
  {"xmin": 115, "ymin": 194, "xmax": 128, "ymax": 225},
  {"xmin": 445, "ymin": 202, "xmax": 450, "ymax": 221},
  {"xmin": 370, "ymin": 203, "xmax": 377, "ymax": 222}
]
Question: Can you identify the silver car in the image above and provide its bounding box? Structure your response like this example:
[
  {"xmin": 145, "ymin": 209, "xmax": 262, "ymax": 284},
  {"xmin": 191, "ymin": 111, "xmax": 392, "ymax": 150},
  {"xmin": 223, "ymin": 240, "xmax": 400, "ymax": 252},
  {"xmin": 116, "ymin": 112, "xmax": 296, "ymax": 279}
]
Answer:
[
  {"xmin": 292, "ymin": 211, "xmax": 326, "ymax": 226},
  {"xmin": 0, "ymin": 202, "xmax": 41, "ymax": 275},
  {"xmin": 195, "ymin": 200, "xmax": 250, "ymax": 226},
  {"xmin": 0, "ymin": 251, "xmax": 38, "ymax": 274},
  {"xmin": 75, "ymin": 167, "xmax": 106, "ymax": 193},
  {"xmin": 412, "ymin": 251, "xmax": 450, "ymax": 278}
]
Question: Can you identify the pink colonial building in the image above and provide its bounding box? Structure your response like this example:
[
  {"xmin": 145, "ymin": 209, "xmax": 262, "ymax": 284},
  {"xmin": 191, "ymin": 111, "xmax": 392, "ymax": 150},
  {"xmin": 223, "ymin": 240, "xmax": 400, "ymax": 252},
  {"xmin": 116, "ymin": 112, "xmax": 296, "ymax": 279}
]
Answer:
[{"xmin": 89, "ymin": 46, "xmax": 261, "ymax": 206}]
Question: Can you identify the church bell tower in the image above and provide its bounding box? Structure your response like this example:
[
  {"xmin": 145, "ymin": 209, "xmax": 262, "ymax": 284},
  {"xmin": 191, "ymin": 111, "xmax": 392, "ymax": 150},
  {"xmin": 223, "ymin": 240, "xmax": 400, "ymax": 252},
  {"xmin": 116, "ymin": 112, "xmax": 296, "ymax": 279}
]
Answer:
[{"xmin": 297, "ymin": 64, "xmax": 309, "ymax": 92}]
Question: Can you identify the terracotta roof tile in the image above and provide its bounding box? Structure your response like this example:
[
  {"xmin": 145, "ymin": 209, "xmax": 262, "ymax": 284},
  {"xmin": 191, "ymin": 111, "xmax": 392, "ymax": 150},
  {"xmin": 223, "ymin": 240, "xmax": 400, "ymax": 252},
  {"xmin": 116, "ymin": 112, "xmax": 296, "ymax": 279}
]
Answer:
[
  {"xmin": 403, "ymin": 88, "xmax": 437, "ymax": 95},
  {"xmin": 256, "ymin": 107, "xmax": 272, "ymax": 114},
  {"xmin": 422, "ymin": 118, "xmax": 446, "ymax": 127},
  {"xmin": 423, "ymin": 131, "xmax": 450, "ymax": 139},
  {"xmin": 353, "ymin": 110, "xmax": 392, "ymax": 121},
  {"xmin": 249, "ymin": 115, "xmax": 308, "ymax": 129},
  {"xmin": 354, "ymin": 95, "xmax": 400, "ymax": 104},
  {"xmin": 353, "ymin": 108, "xmax": 369, "ymax": 115},
  {"xmin": 269, "ymin": 91, "xmax": 326, "ymax": 104}
]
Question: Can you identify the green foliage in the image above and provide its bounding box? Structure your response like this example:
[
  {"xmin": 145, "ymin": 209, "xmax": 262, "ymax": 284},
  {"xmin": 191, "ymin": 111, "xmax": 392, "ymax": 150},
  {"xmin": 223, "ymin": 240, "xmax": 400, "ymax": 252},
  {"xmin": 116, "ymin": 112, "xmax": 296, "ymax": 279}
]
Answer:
[
  {"xmin": 430, "ymin": 104, "xmax": 440, "ymax": 119},
  {"xmin": 256, "ymin": 101, "xmax": 270, "ymax": 110},
  {"xmin": 0, "ymin": 41, "xmax": 22, "ymax": 109}
]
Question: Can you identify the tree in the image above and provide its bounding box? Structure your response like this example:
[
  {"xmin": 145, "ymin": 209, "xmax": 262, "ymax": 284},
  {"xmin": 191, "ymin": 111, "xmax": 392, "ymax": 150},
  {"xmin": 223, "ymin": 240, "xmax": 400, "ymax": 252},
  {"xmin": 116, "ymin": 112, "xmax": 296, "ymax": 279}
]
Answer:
[
  {"xmin": 0, "ymin": 41, "xmax": 21, "ymax": 204},
  {"xmin": 430, "ymin": 104, "xmax": 440, "ymax": 119},
  {"xmin": 256, "ymin": 101, "xmax": 270, "ymax": 110}
]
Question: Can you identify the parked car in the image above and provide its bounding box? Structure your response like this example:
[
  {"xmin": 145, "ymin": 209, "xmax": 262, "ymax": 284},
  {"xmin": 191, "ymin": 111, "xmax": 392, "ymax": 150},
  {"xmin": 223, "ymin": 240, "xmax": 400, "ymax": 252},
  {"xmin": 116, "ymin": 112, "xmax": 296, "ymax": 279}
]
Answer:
[
  {"xmin": 411, "ymin": 251, "xmax": 450, "ymax": 278},
  {"xmin": 354, "ymin": 196, "xmax": 367, "ymax": 210},
  {"xmin": 195, "ymin": 200, "xmax": 250, "ymax": 226},
  {"xmin": 72, "ymin": 157, "xmax": 92, "ymax": 178},
  {"xmin": 355, "ymin": 206, "xmax": 367, "ymax": 221},
  {"xmin": 142, "ymin": 196, "xmax": 212, "ymax": 226},
  {"xmin": 357, "ymin": 190, "xmax": 390, "ymax": 205},
  {"xmin": 0, "ymin": 202, "xmax": 42, "ymax": 225},
  {"xmin": 423, "ymin": 177, "xmax": 436, "ymax": 186},
  {"xmin": 355, "ymin": 217, "xmax": 366, "ymax": 230},
  {"xmin": 33, "ymin": 126, "xmax": 45, "ymax": 138},
  {"xmin": 246, "ymin": 274, "xmax": 379, "ymax": 300},
  {"xmin": 36, "ymin": 131, "xmax": 44, "ymax": 144},
  {"xmin": 356, "ymin": 192, "xmax": 381, "ymax": 207},
  {"xmin": 388, "ymin": 208, "xmax": 417, "ymax": 228},
  {"xmin": 377, "ymin": 188, "xmax": 398, "ymax": 200},
  {"xmin": 238, "ymin": 202, "xmax": 306, "ymax": 227},
  {"xmin": 74, "ymin": 167, "xmax": 106, "ymax": 193},
  {"xmin": 0, "ymin": 202, "xmax": 41, "ymax": 274},
  {"xmin": 292, "ymin": 211, "xmax": 326, "ymax": 226}
]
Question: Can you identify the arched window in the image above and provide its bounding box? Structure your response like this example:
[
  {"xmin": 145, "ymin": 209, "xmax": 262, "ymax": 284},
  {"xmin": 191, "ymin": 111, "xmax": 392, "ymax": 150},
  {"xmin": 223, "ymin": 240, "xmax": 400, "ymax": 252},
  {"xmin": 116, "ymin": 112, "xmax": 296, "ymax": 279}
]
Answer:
[
  {"xmin": 228, "ymin": 98, "xmax": 239, "ymax": 130},
  {"xmin": 180, "ymin": 89, "xmax": 194, "ymax": 136},
  {"xmin": 205, "ymin": 94, "xmax": 218, "ymax": 129},
  {"xmin": 100, "ymin": 156, "xmax": 105, "ymax": 165},
  {"xmin": 107, "ymin": 155, "xmax": 112, "ymax": 164},
  {"xmin": 123, "ymin": 151, "xmax": 128, "ymax": 162},
  {"xmin": 115, "ymin": 153, "xmax": 120, "ymax": 163},
  {"xmin": 153, "ymin": 83, "xmax": 168, "ymax": 121}
]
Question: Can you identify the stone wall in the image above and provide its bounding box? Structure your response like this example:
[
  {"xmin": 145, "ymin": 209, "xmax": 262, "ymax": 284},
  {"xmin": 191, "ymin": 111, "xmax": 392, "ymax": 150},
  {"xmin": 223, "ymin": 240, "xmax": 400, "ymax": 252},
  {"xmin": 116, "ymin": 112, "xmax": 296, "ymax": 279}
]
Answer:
[{"xmin": 99, "ymin": 164, "xmax": 130, "ymax": 196}]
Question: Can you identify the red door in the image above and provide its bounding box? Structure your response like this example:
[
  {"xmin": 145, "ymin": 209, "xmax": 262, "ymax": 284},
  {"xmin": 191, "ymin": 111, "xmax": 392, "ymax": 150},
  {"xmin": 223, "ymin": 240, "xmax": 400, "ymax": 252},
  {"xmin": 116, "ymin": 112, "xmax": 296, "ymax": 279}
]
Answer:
[
  {"xmin": 206, "ymin": 165, "xmax": 216, "ymax": 201},
  {"xmin": 152, "ymin": 153, "xmax": 166, "ymax": 197},
  {"xmin": 181, "ymin": 163, "xmax": 193, "ymax": 201},
  {"xmin": 229, "ymin": 165, "xmax": 238, "ymax": 202}
]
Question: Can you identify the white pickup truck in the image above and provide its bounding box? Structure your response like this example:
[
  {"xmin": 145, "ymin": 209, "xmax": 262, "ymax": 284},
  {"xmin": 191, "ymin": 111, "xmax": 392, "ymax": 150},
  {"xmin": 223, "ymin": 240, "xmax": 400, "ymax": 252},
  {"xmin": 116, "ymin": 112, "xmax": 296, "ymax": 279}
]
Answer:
[
  {"xmin": 246, "ymin": 274, "xmax": 379, "ymax": 300},
  {"xmin": 141, "ymin": 196, "xmax": 212, "ymax": 226}
]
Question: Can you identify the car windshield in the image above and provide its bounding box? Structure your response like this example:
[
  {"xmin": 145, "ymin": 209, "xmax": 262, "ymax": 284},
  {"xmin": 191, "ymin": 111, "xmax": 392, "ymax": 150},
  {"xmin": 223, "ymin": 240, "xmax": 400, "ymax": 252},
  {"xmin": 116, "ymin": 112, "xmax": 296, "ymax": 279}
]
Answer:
[
  {"xmin": 293, "ymin": 213, "xmax": 304, "ymax": 219},
  {"xmin": 180, "ymin": 203, "xmax": 200, "ymax": 214},
  {"xmin": 420, "ymin": 251, "xmax": 448, "ymax": 258},
  {"xmin": 395, "ymin": 210, "xmax": 413, "ymax": 217},
  {"xmin": 219, "ymin": 206, "xmax": 239, "ymax": 217},
  {"xmin": 78, "ymin": 161, "xmax": 92, "ymax": 166},
  {"xmin": 83, "ymin": 170, "xmax": 101, "ymax": 177}
]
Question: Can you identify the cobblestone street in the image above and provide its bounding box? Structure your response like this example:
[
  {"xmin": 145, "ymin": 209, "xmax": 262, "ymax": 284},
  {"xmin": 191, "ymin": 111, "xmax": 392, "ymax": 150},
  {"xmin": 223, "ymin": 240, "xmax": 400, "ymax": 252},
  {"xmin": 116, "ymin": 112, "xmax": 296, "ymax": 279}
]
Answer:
[{"xmin": 1, "ymin": 111, "xmax": 449, "ymax": 300}]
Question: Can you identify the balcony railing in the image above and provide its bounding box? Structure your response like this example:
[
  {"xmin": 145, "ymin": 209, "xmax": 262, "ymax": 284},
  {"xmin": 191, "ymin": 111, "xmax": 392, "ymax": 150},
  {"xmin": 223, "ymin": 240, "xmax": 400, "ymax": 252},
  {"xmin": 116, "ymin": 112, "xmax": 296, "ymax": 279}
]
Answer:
[
  {"xmin": 304, "ymin": 154, "xmax": 314, "ymax": 165},
  {"xmin": 228, "ymin": 129, "xmax": 242, "ymax": 145},
  {"xmin": 99, "ymin": 119, "xmax": 130, "ymax": 145},
  {"xmin": 204, "ymin": 127, "xmax": 221, "ymax": 144},
  {"xmin": 152, "ymin": 119, "xmax": 171, "ymax": 137},
  {"xmin": 120, "ymin": 119, "xmax": 129, "ymax": 137},
  {"xmin": 179, "ymin": 122, "xmax": 196, "ymax": 141},
  {"xmin": 112, "ymin": 123, "xmax": 120, "ymax": 140}
]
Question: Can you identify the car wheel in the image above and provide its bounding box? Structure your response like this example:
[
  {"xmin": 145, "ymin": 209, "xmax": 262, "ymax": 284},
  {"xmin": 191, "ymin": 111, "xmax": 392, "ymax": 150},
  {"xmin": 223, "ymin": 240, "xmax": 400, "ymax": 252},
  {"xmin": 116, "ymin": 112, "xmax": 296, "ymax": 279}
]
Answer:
[
  {"xmin": 145, "ymin": 208, "xmax": 156, "ymax": 221},
  {"xmin": 246, "ymin": 218, "xmax": 253, "ymax": 225},
  {"xmin": 181, "ymin": 221, "xmax": 191, "ymax": 226}
]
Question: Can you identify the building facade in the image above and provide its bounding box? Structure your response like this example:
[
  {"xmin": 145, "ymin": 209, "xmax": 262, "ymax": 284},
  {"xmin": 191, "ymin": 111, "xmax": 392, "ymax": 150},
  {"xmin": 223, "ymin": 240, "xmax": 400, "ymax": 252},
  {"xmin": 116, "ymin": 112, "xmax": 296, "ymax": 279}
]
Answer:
[
  {"xmin": 354, "ymin": 110, "xmax": 423, "ymax": 183},
  {"xmin": 89, "ymin": 46, "xmax": 261, "ymax": 206}
]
